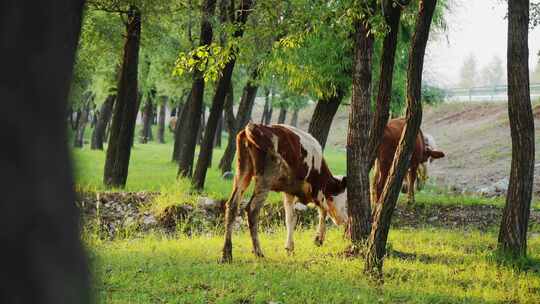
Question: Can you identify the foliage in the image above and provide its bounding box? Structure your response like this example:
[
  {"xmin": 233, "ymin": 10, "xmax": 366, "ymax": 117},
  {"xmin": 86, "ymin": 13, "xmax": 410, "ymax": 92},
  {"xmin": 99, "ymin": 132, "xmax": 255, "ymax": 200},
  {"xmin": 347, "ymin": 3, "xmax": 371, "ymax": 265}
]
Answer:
[{"xmin": 421, "ymin": 84, "xmax": 446, "ymax": 104}]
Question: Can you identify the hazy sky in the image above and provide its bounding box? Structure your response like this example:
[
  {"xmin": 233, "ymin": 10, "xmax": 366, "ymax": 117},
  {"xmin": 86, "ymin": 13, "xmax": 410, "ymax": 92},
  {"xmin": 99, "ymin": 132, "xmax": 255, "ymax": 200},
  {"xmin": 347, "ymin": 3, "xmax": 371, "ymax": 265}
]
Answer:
[{"xmin": 425, "ymin": 0, "xmax": 540, "ymax": 88}]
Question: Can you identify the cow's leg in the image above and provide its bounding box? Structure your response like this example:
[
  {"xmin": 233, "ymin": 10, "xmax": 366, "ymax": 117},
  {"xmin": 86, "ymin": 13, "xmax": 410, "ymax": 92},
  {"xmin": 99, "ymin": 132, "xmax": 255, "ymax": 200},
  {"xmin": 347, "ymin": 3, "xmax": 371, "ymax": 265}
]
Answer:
[
  {"xmin": 221, "ymin": 135, "xmax": 253, "ymax": 263},
  {"xmin": 407, "ymin": 166, "xmax": 418, "ymax": 205},
  {"xmin": 246, "ymin": 179, "xmax": 269, "ymax": 258},
  {"xmin": 283, "ymin": 193, "xmax": 297, "ymax": 253},
  {"xmin": 314, "ymin": 207, "xmax": 327, "ymax": 246}
]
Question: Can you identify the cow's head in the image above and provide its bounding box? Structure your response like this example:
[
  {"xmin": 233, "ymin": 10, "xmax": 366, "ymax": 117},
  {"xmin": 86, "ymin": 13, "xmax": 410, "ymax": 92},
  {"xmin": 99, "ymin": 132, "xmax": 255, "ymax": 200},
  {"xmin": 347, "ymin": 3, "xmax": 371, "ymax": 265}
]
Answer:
[
  {"xmin": 423, "ymin": 133, "xmax": 445, "ymax": 163},
  {"xmin": 325, "ymin": 176, "xmax": 348, "ymax": 225}
]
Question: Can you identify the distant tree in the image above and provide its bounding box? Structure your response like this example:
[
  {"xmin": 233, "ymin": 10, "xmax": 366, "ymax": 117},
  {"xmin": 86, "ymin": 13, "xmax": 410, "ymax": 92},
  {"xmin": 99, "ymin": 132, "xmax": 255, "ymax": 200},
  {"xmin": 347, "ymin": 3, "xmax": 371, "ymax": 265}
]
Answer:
[
  {"xmin": 459, "ymin": 53, "xmax": 478, "ymax": 89},
  {"xmin": 498, "ymin": 0, "xmax": 535, "ymax": 258},
  {"xmin": 0, "ymin": 0, "xmax": 90, "ymax": 302},
  {"xmin": 480, "ymin": 55, "xmax": 504, "ymax": 87}
]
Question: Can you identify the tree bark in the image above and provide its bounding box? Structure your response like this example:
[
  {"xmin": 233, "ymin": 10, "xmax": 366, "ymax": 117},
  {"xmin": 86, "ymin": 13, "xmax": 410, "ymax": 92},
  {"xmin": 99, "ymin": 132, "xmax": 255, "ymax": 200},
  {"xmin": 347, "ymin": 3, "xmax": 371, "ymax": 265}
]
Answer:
[
  {"xmin": 177, "ymin": 0, "xmax": 217, "ymax": 178},
  {"xmin": 103, "ymin": 6, "xmax": 142, "ymax": 188},
  {"xmin": 365, "ymin": 0, "xmax": 437, "ymax": 277},
  {"xmin": 219, "ymin": 69, "xmax": 259, "ymax": 174},
  {"xmin": 346, "ymin": 19, "xmax": 375, "ymax": 246},
  {"xmin": 367, "ymin": 3, "xmax": 402, "ymax": 167},
  {"xmin": 91, "ymin": 94, "xmax": 115, "ymax": 150},
  {"xmin": 498, "ymin": 0, "xmax": 534, "ymax": 257},
  {"xmin": 172, "ymin": 96, "xmax": 189, "ymax": 161},
  {"xmin": 277, "ymin": 106, "xmax": 287, "ymax": 124},
  {"xmin": 290, "ymin": 108, "xmax": 299, "ymax": 127},
  {"xmin": 157, "ymin": 96, "xmax": 167, "ymax": 144},
  {"xmin": 308, "ymin": 89, "xmax": 344, "ymax": 149},
  {"xmin": 192, "ymin": 0, "xmax": 254, "ymax": 190},
  {"xmin": 73, "ymin": 100, "xmax": 90, "ymax": 148},
  {"xmin": 0, "ymin": 1, "xmax": 90, "ymax": 302},
  {"xmin": 139, "ymin": 98, "xmax": 154, "ymax": 144},
  {"xmin": 214, "ymin": 113, "xmax": 223, "ymax": 148},
  {"xmin": 261, "ymin": 88, "xmax": 270, "ymax": 124}
]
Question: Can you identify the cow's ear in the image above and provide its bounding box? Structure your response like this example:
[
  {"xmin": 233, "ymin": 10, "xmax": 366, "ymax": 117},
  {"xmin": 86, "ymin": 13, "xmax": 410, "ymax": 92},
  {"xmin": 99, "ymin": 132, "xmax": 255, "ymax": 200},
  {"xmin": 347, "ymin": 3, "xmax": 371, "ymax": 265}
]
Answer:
[
  {"xmin": 341, "ymin": 176, "xmax": 347, "ymax": 186},
  {"xmin": 428, "ymin": 149, "xmax": 445, "ymax": 159}
]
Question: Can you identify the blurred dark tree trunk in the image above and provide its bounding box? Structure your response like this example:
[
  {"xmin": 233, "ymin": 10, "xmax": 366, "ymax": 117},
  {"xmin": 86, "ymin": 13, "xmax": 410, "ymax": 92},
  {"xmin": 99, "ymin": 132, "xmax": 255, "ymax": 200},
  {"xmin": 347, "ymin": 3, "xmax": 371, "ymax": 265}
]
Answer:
[
  {"xmin": 73, "ymin": 99, "xmax": 91, "ymax": 148},
  {"xmin": 104, "ymin": 6, "xmax": 142, "ymax": 188},
  {"xmin": 0, "ymin": 1, "xmax": 90, "ymax": 303},
  {"xmin": 219, "ymin": 69, "xmax": 259, "ymax": 174},
  {"xmin": 308, "ymin": 89, "xmax": 344, "ymax": 149},
  {"xmin": 498, "ymin": 0, "xmax": 534, "ymax": 258},
  {"xmin": 157, "ymin": 96, "xmax": 166, "ymax": 144},
  {"xmin": 277, "ymin": 106, "xmax": 287, "ymax": 124},
  {"xmin": 178, "ymin": 0, "xmax": 217, "ymax": 178},
  {"xmin": 91, "ymin": 94, "xmax": 115, "ymax": 150},
  {"xmin": 346, "ymin": 18, "xmax": 375, "ymax": 247},
  {"xmin": 365, "ymin": 0, "xmax": 436, "ymax": 277}
]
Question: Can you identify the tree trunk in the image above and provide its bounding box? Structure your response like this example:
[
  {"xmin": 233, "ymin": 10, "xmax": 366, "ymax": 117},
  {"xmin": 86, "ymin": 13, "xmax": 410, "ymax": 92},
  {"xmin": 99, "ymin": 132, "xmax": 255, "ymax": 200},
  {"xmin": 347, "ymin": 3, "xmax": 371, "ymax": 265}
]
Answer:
[
  {"xmin": 139, "ymin": 99, "xmax": 153, "ymax": 144},
  {"xmin": 277, "ymin": 106, "xmax": 287, "ymax": 124},
  {"xmin": 308, "ymin": 90, "xmax": 344, "ymax": 149},
  {"xmin": 365, "ymin": 0, "xmax": 437, "ymax": 277},
  {"xmin": 0, "ymin": 1, "xmax": 90, "ymax": 302},
  {"xmin": 219, "ymin": 69, "xmax": 259, "ymax": 174},
  {"xmin": 197, "ymin": 107, "xmax": 206, "ymax": 145},
  {"xmin": 192, "ymin": 0, "xmax": 254, "ymax": 190},
  {"xmin": 261, "ymin": 88, "xmax": 270, "ymax": 124},
  {"xmin": 367, "ymin": 3, "xmax": 402, "ymax": 167},
  {"xmin": 290, "ymin": 108, "xmax": 299, "ymax": 127},
  {"xmin": 172, "ymin": 95, "xmax": 189, "ymax": 161},
  {"xmin": 73, "ymin": 101, "xmax": 90, "ymax": 148},
  {"xmin": 214, "ymin": 113, "xmax": 223, "ymax": 148},
  {"xmin": 103, "ymin": 6, "xmax": 142, "ymax": 188},
  {"xmin": 264, "ymin": 89, "xmax": 274, "ymax": 124},
  {"xmin": 91, "ymin": 94, "xmax": 115, "ymax": 150},
  {"xmin": 498, "ymin": 0, "xmax": 534, "ymax": 257},
  {"xmin": 178, "ymin": 0, "xmax": 217, "ymax": 178},
  {"xmin": 157, "ymin": 96, "xmax": 167, "ymax": 144},
  {"xmin": 346, "ymin": 19, "xmax": 375, "ymax": 246}
]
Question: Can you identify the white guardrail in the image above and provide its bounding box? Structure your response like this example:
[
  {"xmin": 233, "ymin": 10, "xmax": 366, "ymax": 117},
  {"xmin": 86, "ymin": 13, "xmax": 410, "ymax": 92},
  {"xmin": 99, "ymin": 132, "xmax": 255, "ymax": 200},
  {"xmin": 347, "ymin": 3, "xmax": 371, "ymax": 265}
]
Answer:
[{"xmin": 444, "ymin": 83, "xmax": 540, "ymax": 102}]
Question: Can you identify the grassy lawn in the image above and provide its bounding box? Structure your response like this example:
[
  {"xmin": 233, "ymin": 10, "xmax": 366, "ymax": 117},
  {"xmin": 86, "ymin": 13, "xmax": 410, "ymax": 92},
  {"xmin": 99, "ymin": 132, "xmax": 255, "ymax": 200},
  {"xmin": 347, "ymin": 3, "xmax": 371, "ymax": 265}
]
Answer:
[{"xmin": 89, "ymin": 228, "xmax": 540, "ymax": 304}]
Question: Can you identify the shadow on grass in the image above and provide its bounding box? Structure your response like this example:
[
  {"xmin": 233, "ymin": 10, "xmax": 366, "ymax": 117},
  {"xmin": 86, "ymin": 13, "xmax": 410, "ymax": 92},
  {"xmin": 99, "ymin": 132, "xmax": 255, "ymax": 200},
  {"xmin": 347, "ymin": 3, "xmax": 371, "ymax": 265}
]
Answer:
[{"xmin": 488, "ymin": 250, "xmax": 540, "ymax": 275}]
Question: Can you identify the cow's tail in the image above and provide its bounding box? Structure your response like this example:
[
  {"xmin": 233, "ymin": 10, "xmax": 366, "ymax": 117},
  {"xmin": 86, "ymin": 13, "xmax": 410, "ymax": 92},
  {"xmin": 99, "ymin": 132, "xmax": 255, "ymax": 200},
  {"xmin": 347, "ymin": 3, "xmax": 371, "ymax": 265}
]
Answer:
[{"xmin": 244, "ymin": 122, "xmax": 276, "ymax": 153}]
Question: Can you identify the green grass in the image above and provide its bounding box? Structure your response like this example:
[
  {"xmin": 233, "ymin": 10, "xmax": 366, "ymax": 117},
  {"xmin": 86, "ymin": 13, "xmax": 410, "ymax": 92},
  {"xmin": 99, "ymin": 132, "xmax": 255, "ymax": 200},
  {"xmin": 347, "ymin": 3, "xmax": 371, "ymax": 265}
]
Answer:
[{"xmin": 89, "ymin": 228, "xmax": 540, "ymax": 304}]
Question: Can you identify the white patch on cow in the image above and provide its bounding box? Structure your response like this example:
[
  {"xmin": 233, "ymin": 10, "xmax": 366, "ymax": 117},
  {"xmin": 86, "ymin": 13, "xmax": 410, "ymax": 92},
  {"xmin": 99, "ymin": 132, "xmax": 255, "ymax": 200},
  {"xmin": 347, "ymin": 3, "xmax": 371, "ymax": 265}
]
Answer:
[
  {"xmin": 423, "ymin": 133, "xmax": 436, "ymax": 150},
  {"xmin": 275, "ymin": 124, "xmax": 323, "ymax": 177},
  {"xmin": 329, "ymin": 189, "xmax": 348, "ymax": 225}
]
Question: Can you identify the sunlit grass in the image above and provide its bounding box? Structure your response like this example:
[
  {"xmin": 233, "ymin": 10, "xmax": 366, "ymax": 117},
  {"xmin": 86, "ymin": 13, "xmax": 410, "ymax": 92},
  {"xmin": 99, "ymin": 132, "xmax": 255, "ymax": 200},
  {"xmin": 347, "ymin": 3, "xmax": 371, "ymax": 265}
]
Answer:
[{"xmin": 89, "ymin": 228, "xmax": 540, "ymax": 304}]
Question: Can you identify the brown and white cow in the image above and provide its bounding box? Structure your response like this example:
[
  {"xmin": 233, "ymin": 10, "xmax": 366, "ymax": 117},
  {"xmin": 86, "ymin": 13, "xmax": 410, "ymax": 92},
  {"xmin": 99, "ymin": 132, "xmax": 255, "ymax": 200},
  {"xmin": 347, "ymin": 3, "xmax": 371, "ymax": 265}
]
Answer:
[
  {"xmin": 221, "ymin": 123, "xmax": 347, "ymax": 262},
  {"xmin": 372, "ymin": 118, "xmax": 445, "ymax": 205}
]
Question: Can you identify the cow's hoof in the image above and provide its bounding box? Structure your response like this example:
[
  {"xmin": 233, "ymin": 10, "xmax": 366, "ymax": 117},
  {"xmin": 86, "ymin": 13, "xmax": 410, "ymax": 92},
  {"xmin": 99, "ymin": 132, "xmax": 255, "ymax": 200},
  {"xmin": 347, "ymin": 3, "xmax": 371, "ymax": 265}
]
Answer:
[
  {"xmin": 285, "ymin": 247, "xmax": 295, "ymax": 255},
  {"xmin": 314, "ymin": 236, "xmax": 324, "ymax": 247}
]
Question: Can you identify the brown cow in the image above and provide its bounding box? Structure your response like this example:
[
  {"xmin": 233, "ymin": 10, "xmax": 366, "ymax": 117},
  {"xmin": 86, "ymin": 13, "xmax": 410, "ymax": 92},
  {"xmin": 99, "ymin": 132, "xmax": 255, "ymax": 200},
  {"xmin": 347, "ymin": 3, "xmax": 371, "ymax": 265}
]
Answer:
[
  {"xmin": 169, "ymin": 116, "xmax": 177, "ymax": 132},
  {"xmin": 372, "ymin": 118, "xmax": 445, "ymax": 205},
  {"xmin": 221, "ymin": 123, "xmax": 347, "ymax": 262}
]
